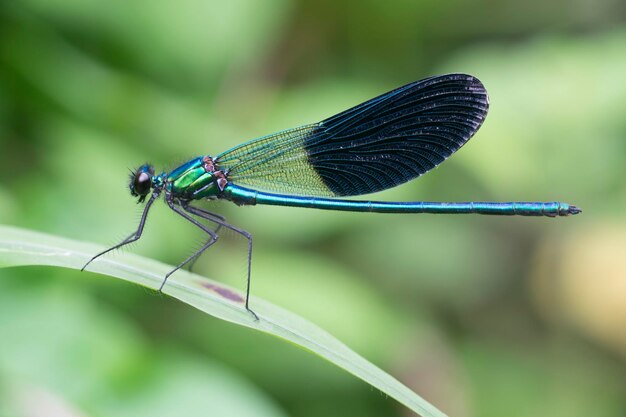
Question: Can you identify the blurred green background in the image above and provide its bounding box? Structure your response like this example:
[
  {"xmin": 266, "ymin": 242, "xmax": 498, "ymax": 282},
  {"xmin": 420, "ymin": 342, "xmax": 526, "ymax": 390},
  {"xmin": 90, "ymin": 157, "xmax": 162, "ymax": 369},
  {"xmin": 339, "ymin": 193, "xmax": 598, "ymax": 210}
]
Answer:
[{"xmin": 1, "ymin": 1, "xmax": 625, "ymax": 416}]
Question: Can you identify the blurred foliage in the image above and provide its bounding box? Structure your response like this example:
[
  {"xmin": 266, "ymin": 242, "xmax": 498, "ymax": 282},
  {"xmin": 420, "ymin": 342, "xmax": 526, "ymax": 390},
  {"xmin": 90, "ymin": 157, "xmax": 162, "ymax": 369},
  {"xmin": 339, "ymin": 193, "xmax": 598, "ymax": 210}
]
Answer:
[
  {"xmin": 1, "ymin": 0, "xmax": 625, "ymax": 416},
  {"xmin": 0, "ymin": 226, "xmax": 440, "ymax": 417}
]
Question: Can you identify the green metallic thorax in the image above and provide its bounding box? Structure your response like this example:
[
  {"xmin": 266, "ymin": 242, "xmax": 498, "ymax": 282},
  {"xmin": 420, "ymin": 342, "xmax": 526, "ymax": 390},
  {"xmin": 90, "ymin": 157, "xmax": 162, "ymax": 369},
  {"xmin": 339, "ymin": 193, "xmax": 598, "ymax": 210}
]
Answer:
[{"xmin": 165, "ymin": 156, "xmax": 221, "ymax": 200}]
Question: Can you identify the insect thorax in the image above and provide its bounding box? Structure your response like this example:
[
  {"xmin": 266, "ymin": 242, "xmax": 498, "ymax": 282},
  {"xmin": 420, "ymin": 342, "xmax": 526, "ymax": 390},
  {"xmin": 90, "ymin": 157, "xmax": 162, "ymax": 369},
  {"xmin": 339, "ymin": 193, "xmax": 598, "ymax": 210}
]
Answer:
[{"xmin": 167, "ymin": 155, "xmax": 225, "ymax": 200}]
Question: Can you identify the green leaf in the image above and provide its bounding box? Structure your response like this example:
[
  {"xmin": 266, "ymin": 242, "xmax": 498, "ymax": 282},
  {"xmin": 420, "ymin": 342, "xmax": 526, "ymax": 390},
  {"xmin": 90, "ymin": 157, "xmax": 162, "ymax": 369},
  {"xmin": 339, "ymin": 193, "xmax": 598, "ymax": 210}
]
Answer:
[{"xmin": 0, "ymin": 225, "xmax": 446, "ymax": 417}]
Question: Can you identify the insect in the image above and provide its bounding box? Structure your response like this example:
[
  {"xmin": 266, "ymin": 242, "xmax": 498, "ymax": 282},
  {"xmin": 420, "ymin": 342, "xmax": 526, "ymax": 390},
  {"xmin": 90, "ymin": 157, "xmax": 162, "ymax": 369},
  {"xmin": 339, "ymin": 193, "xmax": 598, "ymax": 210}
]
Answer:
[{"xmin": 82, "ymin": 73, "xmax": 580, "ymax": 319}]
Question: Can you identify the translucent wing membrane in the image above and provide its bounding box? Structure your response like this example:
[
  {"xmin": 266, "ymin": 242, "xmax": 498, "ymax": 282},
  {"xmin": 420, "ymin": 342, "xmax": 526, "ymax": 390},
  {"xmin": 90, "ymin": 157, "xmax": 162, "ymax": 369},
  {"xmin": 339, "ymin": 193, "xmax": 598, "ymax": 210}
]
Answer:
[{"xmin": 216, "ymin": 73, "xmax": 489, "ymax": 197}]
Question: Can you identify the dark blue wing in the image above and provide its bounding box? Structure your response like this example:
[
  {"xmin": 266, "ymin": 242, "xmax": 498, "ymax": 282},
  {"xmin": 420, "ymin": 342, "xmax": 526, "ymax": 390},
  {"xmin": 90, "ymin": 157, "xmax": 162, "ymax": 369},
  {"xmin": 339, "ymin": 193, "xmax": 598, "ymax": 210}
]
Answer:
[{"xmin": 216, "ymin": 73, "xmax": 489, "ymax": 197}]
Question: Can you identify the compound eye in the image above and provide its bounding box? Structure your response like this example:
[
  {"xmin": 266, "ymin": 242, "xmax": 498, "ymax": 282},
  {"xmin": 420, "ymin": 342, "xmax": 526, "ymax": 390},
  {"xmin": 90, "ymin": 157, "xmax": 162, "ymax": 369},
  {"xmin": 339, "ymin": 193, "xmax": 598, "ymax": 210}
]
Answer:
[{"xmin": 134, "ymin": 171, "xmax": 151, "ymax": 196}]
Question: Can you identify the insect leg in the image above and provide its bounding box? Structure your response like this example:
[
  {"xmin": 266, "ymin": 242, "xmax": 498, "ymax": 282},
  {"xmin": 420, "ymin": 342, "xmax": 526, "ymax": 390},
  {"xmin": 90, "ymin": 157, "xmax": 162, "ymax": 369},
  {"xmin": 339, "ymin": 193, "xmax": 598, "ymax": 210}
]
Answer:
[
  {"xmin": 162, "ymin": 198, "xmax": 219, "ymax": 291},
  {"xmin": 81, "ymin": 192, "xmax": 159, "ymax": 271},
  {"xmin": 186, "ymin": 213, "xmax": 225, "ymax": 273},
  {"xmin": 184, "ymin": 204, "xmax": 257, "ymax": 320}
]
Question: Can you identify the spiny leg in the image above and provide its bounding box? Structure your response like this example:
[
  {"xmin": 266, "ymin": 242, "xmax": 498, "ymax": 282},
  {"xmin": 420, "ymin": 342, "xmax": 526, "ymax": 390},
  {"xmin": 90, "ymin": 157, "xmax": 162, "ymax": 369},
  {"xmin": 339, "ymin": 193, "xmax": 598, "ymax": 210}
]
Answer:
[
  {"xmin": 82, "ymin": 192, "xmax": 159, "ymax": 271},
  {"xmin": 186, "ymin": 213, "xmax": 225, "ymax": 273},
  {"xmin": 162, "ymin": 198, "xmax": 219, "ymax": 291},
  {"xmin": 183, "ymin": 203, "xmax": 257, "ymax": 320}
]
